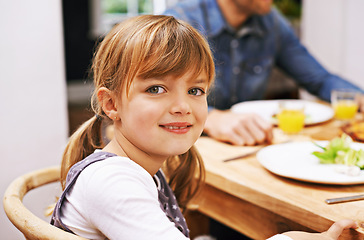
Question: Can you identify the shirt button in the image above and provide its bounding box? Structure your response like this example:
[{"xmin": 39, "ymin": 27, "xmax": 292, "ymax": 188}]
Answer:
[
  {"xmin": 253, "ymin": 65, "xmax": 263, "ymax": 74},
  {"xmin": 233, "ymin": 67, "xmax": 240, "ymax": 75},
  {"xmin": 231, "ymin": 39, "xmax": 239, "ymax": 48}
]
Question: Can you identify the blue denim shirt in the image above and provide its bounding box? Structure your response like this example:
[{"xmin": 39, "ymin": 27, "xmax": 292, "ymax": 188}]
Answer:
[{"xmin": 164, "ymin": 0, "xmax": 363, "ymax": 110}]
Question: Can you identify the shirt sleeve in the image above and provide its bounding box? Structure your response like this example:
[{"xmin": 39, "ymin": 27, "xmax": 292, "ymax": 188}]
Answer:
[
  {"xmin": 273, "ymin": 10, "xmax": 364, "ymax": 101},
  {"xmin": 73, "ymin": 158, "xmax": 189, "ymax": 240},
  {"xmin": 266, "ymin": 234, "xmax": 293, "ymax": 240}
]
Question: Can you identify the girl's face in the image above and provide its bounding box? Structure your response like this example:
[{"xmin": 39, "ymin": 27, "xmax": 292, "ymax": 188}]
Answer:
[{"xmin": 115, "ymin": 71, "xmax": 209, "ymax": 159}]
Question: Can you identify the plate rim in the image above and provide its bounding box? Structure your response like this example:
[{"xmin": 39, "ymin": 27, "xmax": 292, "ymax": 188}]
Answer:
[
  {"xmin": 231, "ymin": 99, "xmax": 334, "ymax": 125},
  {"xmin": 256, "ymin": 141, "xmax": 364, "ymax": 185}
]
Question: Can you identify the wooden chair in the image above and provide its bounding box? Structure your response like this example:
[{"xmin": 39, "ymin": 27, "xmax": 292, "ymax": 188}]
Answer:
[{"xmin": 3, "ymin": 166, "xmax": 87, "ymax": 240}]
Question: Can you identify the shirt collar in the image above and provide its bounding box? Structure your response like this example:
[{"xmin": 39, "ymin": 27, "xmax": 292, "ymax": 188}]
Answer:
[
  {"xmin": 235, "ymin": 15, "xmax": 265, "ymax": 38},
  {"xmin": 205, "ymin": 0, "xmax": 267, "ymax": 38}
]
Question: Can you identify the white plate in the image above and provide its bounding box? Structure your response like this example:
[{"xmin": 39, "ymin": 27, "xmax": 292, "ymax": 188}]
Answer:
[
  {"xmin": 231, "ymin": 100, "xmax": 334, "ymax": 125},
  {"xmin": 256, "ymin": 141, "xmax": 364, "ymax": 185}
]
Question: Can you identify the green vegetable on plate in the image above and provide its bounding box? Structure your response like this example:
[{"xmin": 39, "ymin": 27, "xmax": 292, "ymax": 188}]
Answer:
[{"xmin": 312, "ymin": 134, "xmax": 364, "ymax": 169}]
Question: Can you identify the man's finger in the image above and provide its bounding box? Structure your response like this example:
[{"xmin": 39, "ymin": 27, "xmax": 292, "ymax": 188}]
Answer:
[
  {"xmin": 234, "ymin": 125, "xmax": 255, "ymax": 145},
  {"xmin": 253, "ymin": 115, "xmax": 273, "ymax": 143}
]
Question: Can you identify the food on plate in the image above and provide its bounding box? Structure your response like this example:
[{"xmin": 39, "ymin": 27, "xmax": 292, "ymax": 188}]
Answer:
[
  {"xmin": 341, "ymin": 120, "xmax": 364, "ymax": 142},
  {"xmin": 333, "ymin": 165, "xmax": 361, "ymax": 176},
  {"xmin": 312, "ymin": 134, "xmax": 364, "ymax": 174}
]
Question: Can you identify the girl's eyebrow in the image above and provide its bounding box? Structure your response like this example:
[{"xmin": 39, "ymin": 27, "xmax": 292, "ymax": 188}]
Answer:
[
  {"xmin": 193, "ymin": 78, "xmax": 208, "ymax": 84},
  {"xmin": 139, "ymin": 76, "xmax": 207, "ymax": 84},
  {"xmin": 140, "ymin": 77, "xmax": 165, "ymax": 82}
]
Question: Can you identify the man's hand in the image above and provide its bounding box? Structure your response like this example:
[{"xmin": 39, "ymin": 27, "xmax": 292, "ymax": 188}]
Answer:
[{"xmin": 203, "ymin": 109, "xmax": 273, "ymax": 146}]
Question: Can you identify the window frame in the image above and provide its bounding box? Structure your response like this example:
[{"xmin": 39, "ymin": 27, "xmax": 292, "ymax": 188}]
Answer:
[{"xmin": 89, "ymin": 0, "xmax": 171, "ymax": 38}]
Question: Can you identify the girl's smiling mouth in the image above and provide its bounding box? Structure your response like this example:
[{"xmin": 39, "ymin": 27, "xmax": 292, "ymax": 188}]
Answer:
[{"xmin": 160, "ymin": 122, "xmax": 192, "ymax": 134}]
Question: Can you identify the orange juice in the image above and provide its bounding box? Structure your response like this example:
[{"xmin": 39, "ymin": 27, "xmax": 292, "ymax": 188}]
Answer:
[
  {"xmin": 277, "ymin": 109, "xmax": 305, "ymax": 134},
  {"xmin": 333, "ymin": 100, "xmax": 358, "ymax": 120}
]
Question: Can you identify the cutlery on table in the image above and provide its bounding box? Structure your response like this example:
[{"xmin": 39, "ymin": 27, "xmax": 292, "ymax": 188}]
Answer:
[
  {"xmin": 222, "ymin": 140, "xmax": 291, "ymax": 163},
  {"xmin": 325, "ymin": 194, "xmax": 364, "ymax": 204},
  {"xmin": 223, "ymin": 148, "xmax": 262, "ymax": 162}
]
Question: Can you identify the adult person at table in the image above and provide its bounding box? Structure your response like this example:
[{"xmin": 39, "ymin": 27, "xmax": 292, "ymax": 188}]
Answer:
[{"xmin": 164, "ymin": 0, "xmax": 364, "ymax": 146}]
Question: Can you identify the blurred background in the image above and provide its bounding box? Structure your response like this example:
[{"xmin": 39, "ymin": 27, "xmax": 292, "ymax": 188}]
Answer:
[{"xmin": 1, "ymin": 0, "xmax": 364, "ymax": 239}]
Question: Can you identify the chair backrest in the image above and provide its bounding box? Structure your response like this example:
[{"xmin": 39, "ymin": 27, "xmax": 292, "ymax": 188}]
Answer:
[{"xmin": 3, "ymin": 166, "xmax": 87, "ymax": 240}]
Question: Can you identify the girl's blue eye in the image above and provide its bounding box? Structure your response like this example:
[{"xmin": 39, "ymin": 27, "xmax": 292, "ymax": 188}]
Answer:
[
  {"xmin": 147, "ymin": 86, "xmax": 165, "ymax": 94},
  {"xmin": 188, "ymin": 88, "xmax": 205, "ymax": 96}
]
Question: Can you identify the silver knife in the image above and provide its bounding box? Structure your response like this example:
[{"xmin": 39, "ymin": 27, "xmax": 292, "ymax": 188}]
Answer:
[
  {"xmin": 325, "ymin": 194, "xmax": 364, "ymax": 204},
  {"xmin": 222, "ymin": 140, "xmax": 292, "ymax": 163},
  {"xmin": 223, "ymin": 149, "xmax": 261, "ymax": 162}
]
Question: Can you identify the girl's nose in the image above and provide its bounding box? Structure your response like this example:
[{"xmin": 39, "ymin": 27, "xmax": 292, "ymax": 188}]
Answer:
[{"xmin": 170, "ymin": 96, "xmax": 191, "ymax": 115}]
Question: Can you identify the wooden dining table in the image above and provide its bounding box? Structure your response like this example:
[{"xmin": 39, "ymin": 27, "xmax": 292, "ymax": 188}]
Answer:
[{"xmin": 187, "ymin": 114, "xmax": 364, "ymax": 240}]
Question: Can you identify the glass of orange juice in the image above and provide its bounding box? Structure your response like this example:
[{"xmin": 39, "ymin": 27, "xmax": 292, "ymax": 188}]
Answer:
[
  {"xmin": 277, "ymin": 101, "xmax": 305, "ymax": 134},
  {"xmin": 331, "ymin": 89, "xmax": 359, "ymax": 120}
]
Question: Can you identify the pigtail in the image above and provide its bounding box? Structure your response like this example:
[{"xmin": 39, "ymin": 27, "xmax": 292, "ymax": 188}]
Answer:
[
  {"xmin": 163, "ymin": 145, "xmax": 205, "ymax": 212},
  {"xmin": 60, "ymin": 115, "xmax": 104, "ymax": 189}
]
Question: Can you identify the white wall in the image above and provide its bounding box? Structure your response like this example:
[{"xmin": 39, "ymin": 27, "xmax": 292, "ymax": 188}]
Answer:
[
  {"xmin": 153, "ymin": 0, "xmax": 178, "ymax": 14},
  {"xmin": 301, "ymin": 0, "xmax": 364, "ymax": 90},
  {"xmin": 0, "ymin": 1, "xmax": 68, "ymax": 239}
]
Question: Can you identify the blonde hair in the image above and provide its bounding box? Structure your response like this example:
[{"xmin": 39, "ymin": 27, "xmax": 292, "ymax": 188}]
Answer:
[{"xmin": 61, "ymin": 15, "xmax": 215, "ymax": 210}]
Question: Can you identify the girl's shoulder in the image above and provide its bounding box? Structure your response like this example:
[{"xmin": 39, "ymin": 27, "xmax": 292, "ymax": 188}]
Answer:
[
  {"xmin": 58, "ymin": 153, "xmax": 166, "ymax": 239},
  {"xmin": 79, "ymin": 152, "xmax": 155, "ymax": 189},
  {"xmin": 70, "ymin": 152, "xmax": 160, "ymax": 209}
]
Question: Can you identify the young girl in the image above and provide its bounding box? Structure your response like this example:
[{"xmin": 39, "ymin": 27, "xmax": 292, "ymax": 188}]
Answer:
[{"xmin": 51, "ymin": 15, "xmax": 356, "ymax": 240}]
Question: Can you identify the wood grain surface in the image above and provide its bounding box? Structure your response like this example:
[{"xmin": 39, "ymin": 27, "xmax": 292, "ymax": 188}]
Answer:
[{"xmin": 193, "ymin": 116, "xmax": 364, "ymax": 239}]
